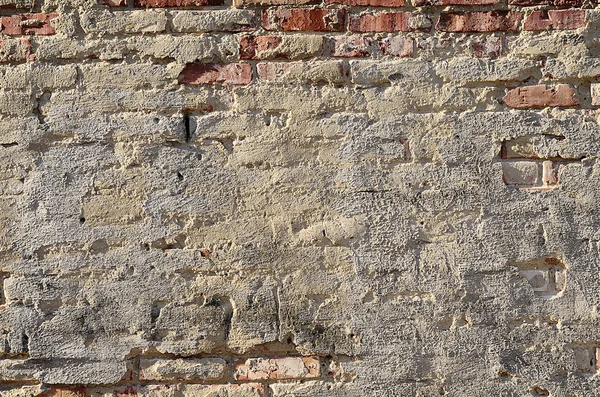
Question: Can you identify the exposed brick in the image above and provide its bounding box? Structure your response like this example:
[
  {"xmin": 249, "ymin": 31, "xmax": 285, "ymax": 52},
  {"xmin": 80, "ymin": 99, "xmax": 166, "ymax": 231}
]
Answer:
[
  {"xmin": 139, "ymin": 358, "xmax": 226, "ymax": 381},
  {"xmin": 542, "ymin": 160, "xmax": 558, "ymax": 185},
  {"xmin": 327, "ymin": 0, "xmax": 404, "ymax": 6},
  {"xmin": 240, "ymin": 36, "xmax": 281, "ymax": 59},
  {"xmin": 436, "ymin": 12, "xmax": 522, "ymax": 33},
  {"xmin": 256, "ymin": 61, "xmax": 346, "ymax": 84},
  {"xmin": 179, "ymin": 63, "xmax": 252, "ymax": 85},
  {"xmin": 240, "ymin": 35, "xmax": 323, "ymax": 60},
  {"xmin": 262, "ymin": 8, "xmax": 346, "ymax": 31},
  {"xmin": 508, "ymin": 0, "xmax": 582, "ymax": 6},
  {"xmin": 135, "ymin": 0, "xmax": 224, "ymax": 5},
  {"xmin": 502, "ymin": 161, "xmax": 540, "ymax": 186},
  {"xmin": 523, "ymin": 10, "xmax": 586, "ymax": 31},
  {"xmin": 414, "ymin": 0, "xmax": 498, "ymax": 5},
  {"xmin": 234, "ymin": 357, "xmax": 321, "ymax": 381},
  {"xmin": 331, "ymin": 36, "xmax": 373, "ymax": 57},
  {"xmin": 0, "ymin": 38, "xmax": 33, "ymax": 62},
  {"xmin": 472, "ymin": 36, "xmax": 503, "ymax": 58},
  {"xmin": 0, "ymin": 13, "xmax": 58, "ymax": 36},
  {"xmin": 519, "ymin": 269, "xmax": 550, "ymax": 291},
  {"xmin": 503, "ymin": 84, "xmax": 579, "ymax": 109},
  {"xmin": 237, "ymin": 0, "xmax": 317, "ymax": 5},
  {"xmin": 380, "ymin": 36, "xmax": 414, "ymax": 57},
  {"xmin": 349, "ymin": 12, "xmax": 410, "ymax": 33}
]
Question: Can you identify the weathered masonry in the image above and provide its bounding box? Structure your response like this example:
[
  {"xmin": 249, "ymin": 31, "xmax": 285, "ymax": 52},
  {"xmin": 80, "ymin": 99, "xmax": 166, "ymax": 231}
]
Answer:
[{"xmin": 0, "ymin": 0, "xmax": 600, "ymax": 395}]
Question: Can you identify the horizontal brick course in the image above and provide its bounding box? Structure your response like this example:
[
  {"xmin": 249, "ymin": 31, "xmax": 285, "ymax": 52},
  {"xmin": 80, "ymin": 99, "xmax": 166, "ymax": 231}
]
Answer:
[
  {"xmin": 234, "ymin": 357, "xmax": 321, "ymax": 380},
  {"xmin": 135, "ymin": 0, "xmax": 224, "ymax": 6},
  {"xmin": 0, "ymin": 13, "xmax": 57, "ymax": 36},
  {"xmin": 436, "ymin": 11, "xmax": 522, "ymax": 32},
  {"xmin": 262, "ymin": 9, "xmax": 346, "ymax": 31},
  {"xmin": 327, "ymin": 0, "xmax": 405, "ymax": 6},
  {"xmin": 240, "ymin": 35, "xmax": 323, "ymax": 60},
  {"xmin": 139, "ymin": 358, "xmax": 227, "ymax": 381},
  {"xmin": 179, "ymin": 63, "xmax": 253, "ymax": 85},
  {"xmin": 503, "ymin": 84, "xmax": 579, "ymax": 108},
  {"xmin": 523, "ymin": 10, "xmax": 586, "ymax": 30},
  {"xmin": 349, "ymin": 12, "xmax": 410, "ymax": 33},
  {"xmin": 414, "ymin": 0, "xmax": 499, "ymax": 5}
]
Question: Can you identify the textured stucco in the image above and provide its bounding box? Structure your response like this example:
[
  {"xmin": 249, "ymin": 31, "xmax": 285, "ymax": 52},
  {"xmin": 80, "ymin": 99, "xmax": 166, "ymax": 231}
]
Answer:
[{"xmin": 1, "ymin": 0, "xmax": 600, "ymax": 396}]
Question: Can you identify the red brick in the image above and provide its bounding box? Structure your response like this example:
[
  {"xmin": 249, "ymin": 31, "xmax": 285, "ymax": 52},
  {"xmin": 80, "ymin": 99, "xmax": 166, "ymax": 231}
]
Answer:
[
  {"xmin": 237, "ymin": 0, "xmax": 317, "ymax": 4},
  {"xmin": 179, "ymin": 63, "xmax": 252, "ymax": 85},
  {"xmin": 414, "ymin": 0, "xmax": 498, "ymax": 5},
  {"xmin": 234, "ymin": 357, "xmax": 321, "ymax": 380},
  {"xmin": 523, "ymin": 10, "xmax": 585, "ymax": 31},
  {"xmin": 262, "ymin": 9, "xmax": 346, "ymax": 31},
  {"xmin": 331, "ymin": 35, "xmax": 373, "ymax": 57},
  {"xmin": 327, "ymin": 0, "xmax": 404, "ymax": 6},
  {"xmin": 508, "ymin": 0, "xmax": 582, "ymax": 5},
  {"xmin": 240, "ymin": 35, "xmax": 323, "ymax": 60},
  {"xmin": 503, "ymin": 84, "xmax": 579, "ymax": 109},
  {"xmin": 349, "ymin": 12, "xmax": 410, "ymax": 33},
  {"xmin": 436, "ymin": 12, "xmax": 522, "ymax": 32},
  {"xmin": 98, "ymin": 0, "xmax": 127, "ymax": 5},
  {"xmin": 472, "ymin": 36, "xmax": 503, "ymax": 58},
  {"xmin": 240, "ymin": 36, "xmax": 283, "ymax": 59},
  {"xmin": 135, "ymin": 0, "xmax": 224, "ymax": 5},
  {"xmin": 0, "ymin": 13, "xmax": 58, "ymax": 36},
  {"xmin": 380, "ymin": 36, "xmax": 414, "ymax": 57}
]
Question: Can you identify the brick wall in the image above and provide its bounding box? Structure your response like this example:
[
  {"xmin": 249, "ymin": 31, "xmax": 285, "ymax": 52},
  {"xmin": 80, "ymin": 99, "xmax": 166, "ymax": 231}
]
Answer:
[{"xmin": 0, "ymin": 0, "xmax": 600, "ymax": 395}]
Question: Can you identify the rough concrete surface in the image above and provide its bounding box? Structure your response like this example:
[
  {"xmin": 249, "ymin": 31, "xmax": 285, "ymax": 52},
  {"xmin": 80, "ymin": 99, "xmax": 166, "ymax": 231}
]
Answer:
[{"xmin": 0, "ymin": 0, "xmax": 599, "ymax": 396}]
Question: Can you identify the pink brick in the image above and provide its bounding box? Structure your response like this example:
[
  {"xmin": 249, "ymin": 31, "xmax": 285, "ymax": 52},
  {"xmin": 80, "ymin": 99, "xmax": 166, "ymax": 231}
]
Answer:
[
  {"xmin": 240, "ymin": 36, "xmax": 282, "ymax": 59},
  {"xmin": 436, "ymin": 11, "xmax": 522, "ymax": 32},
  {"xmin": 380, "ymin": 36, "xmax": 414, "ymax": 57},
  {"xmin": 0, "ymin": 13, "xmax": 58, "ymax": 36},
  {"xmin": 503, "ymin": 84, "xmax": 579, "ymax": 109},
  {"xmin": 502, "ymin": 161, "xmax": 539, "ymax": 186},
  {"xmin": 179, "ymin": 63, "xmax": 252, "ymax": 85},
  {"xmin": 331, "ymin": 36, "xmax": 373, "ymax": 57},
  {"xmin": 523, "ymin": 10, "xmax": 586, "ymax": 31},
  {"xmin": 234, "ymin": 357, "xmax": 320, "ymax": 381},
  {"xmin": 349, "ymin": 12, "xmax": 410, "ymax": 33},
  {"xmin": 262, "ymin": 9, "xmax": 346, "ymax": 32}
]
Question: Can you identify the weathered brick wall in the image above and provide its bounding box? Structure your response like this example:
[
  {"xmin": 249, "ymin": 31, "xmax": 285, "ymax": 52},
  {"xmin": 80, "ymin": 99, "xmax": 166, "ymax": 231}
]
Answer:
[{"xmin": 0, "ymin": 0, "xmax": 599, "ymax": 395}]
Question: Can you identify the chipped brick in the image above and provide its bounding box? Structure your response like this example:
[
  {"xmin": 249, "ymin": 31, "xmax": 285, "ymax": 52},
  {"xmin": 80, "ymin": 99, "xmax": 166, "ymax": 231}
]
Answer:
[
  {"xmin": 436, "ymin": 11, "xmax": 522, "ymax": 32},
  {"xmin": 503, "ymin": 84, "xmax": 579, "ymax": 109},
  {"xmin": 262, "ymin": 9, "xmax": 346, "ymax": 32},
  {"xmin": 235, "ymin": 357, "xmax": 321, "ymax": 381},
  {"xmin": 179, "ymin": 63, "xmax": 253, "ymax": 85}
]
